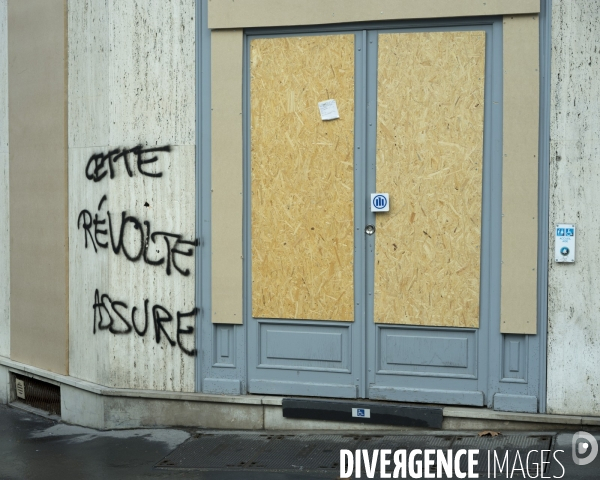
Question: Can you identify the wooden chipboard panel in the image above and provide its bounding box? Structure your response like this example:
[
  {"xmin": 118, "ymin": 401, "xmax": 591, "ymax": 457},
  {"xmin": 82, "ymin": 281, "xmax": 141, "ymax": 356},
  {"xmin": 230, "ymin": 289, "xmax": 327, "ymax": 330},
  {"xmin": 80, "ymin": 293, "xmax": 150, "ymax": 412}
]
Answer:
[
  {"xmin": 250, "ymin": 35, "xmax": 355, "ymax": 321},
  {"xmin": 501, "ymin": 15, "xmax": 539, "ymax": 335},
  {"xmin": 374, "ymin": 31, "xmax": 486, "ymax": 327}
]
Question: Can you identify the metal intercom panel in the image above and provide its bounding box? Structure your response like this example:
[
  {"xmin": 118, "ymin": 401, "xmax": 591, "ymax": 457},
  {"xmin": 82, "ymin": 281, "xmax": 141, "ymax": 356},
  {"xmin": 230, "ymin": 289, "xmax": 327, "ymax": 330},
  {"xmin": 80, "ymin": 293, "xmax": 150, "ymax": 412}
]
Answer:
[{"xmin": 555, "ymin": 224, "xmax": 575, "ymax": 263}]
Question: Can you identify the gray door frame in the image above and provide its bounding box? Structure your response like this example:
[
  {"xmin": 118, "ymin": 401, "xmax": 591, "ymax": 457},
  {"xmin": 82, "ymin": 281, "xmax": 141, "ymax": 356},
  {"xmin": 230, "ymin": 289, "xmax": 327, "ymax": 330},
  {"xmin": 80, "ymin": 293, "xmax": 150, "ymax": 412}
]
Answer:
[
  {"xmin": 196, "ymin": 7, "xmax": 551, "ymax": 413},
  {"xmin": 245, "ymin": 28, "xmax": 366, "ymax": 399},
  {"xmin": 364, "ymin": 22, "xmax": 499, "ymax": 407},
  {"xmin": 196, "ymin": 0, "xmax": 248, "ymax": 396}
]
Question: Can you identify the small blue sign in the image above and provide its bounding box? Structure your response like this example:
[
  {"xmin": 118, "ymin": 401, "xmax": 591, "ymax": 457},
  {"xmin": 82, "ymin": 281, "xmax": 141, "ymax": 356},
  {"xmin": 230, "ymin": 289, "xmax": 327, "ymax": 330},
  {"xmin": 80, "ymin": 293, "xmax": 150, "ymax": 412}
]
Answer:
[
  {"xmin": 373, "ymin": 195, "xmax": 387, "ymax": 210},
  {"xmin": 555, "ymin": 224, "xmax": 575, "ymax": 263},
  {"xmin": 371, "ymin": 193, "xmax": 390, "ymax": 212},
  {"xmin": 352, "ymin": 407, "xmax": 371, "ymax": 418}
]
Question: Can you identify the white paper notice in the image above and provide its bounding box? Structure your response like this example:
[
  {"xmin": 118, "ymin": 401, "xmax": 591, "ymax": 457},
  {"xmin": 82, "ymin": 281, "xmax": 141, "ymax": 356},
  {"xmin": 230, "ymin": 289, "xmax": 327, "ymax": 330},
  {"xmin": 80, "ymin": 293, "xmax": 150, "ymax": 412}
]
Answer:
[{"xmin": 318, "ymin": 99, "xmax": 340, "ymax": 121}]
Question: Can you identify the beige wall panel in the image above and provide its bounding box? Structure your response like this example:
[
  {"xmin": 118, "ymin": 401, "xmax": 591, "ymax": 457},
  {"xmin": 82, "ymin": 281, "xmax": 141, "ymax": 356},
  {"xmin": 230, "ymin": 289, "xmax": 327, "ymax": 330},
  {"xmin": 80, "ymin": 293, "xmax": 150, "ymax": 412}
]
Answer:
[
  {"xmin": 8, "ymin": 0, "xmax": 68, "ymax": 374},
  {"xmin": 68, "ymin": 0, "xmax": 110, "ymax": 148},
  {"xmin": 0, "ymin": 0, "xmax": 9, "ymax": 358},
  {"xmin": 212, "ymin": 29, "xmax": 244, "ymax": 324},
  {"xmin": 0, "ymin": 151, "xmax": 8, "ymax": 359},
  {"xmin": 374, "ymin": 31, "xmax": 485, "ymax": 327},
  {"xmin": 109, "ymin": 0, "xmax": 195, "ymax": 146},
  {"xmin": 501, "ymin": 15, "xmax": 539, "ymax": 335},
  {"xmin": 250, "ymin": 35, "xmax": 355, "ymax": 321},
  {"xmin": 68, "ymin": 0, "xmax": 197, "ymax": 390},
  {"xmin": 209, "ymin": 0, "xmax": 540, "ymax": 29},
  {"xmin": 0, "ymin": 0, "xmax": 6, "ymax": 151}
]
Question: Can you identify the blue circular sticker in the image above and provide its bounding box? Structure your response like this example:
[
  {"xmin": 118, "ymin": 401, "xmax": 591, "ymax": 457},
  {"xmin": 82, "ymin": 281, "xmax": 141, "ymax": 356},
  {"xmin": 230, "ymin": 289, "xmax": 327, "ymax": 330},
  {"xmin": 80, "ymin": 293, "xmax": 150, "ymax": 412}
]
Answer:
[{"xmin": 373, "ymin": 195, "xmax": 388, "ymax": 209}]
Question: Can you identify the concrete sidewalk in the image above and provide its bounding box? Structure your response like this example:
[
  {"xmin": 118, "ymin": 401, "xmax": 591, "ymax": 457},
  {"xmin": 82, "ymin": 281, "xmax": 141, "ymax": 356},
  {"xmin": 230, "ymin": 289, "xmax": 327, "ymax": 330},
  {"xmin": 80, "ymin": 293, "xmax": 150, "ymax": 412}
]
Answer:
[{"xmin": 0, "ymin": 404, "xmax": 598, "ymax": 479}]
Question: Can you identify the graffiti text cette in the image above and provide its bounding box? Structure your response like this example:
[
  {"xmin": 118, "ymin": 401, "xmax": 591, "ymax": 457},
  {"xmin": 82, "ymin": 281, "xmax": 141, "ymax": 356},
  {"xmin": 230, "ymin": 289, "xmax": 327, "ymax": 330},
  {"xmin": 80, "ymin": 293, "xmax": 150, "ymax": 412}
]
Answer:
[{"xmin": 85, "ymin": 144, "xmax": 171, "ymax": 182}]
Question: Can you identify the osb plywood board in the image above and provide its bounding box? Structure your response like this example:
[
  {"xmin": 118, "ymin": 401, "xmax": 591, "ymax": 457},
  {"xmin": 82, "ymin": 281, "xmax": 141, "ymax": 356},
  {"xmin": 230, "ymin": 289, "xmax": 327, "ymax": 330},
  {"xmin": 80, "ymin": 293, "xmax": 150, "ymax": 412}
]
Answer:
[
  {"xmin": 251, "ymin": 35, "xmax": 355, "ymax": 321},
  {"xmin": 501, "ymin": 15, "xmax": 539, "ymax": 335},
  {"xmin": 374, "ymin": 31, "xmax": 485, "ymax": 327},
  {"xmin": 212, "ymin": 29, "xmax": 244, "ymax": 324},
  {"xmin": 209, "ymin": 0, "xmax": 540, "ymax": 29}
]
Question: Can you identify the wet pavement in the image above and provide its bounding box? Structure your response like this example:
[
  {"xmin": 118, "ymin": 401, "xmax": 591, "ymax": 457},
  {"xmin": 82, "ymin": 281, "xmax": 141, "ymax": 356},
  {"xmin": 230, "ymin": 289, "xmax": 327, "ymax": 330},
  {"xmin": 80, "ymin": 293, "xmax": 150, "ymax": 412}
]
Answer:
[
  {"xmin": 0, "ymin": 403, "xmax": 599, "ymax": 479},
  {"xmin": 0, "ymin": 405, "xmax": 314, "ymax": 480}
]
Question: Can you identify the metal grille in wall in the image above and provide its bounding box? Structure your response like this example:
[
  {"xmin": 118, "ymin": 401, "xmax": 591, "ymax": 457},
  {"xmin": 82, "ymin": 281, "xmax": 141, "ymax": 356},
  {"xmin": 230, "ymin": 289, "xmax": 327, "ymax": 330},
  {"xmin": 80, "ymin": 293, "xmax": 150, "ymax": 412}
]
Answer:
[{"xmin": 14, "ymin": 374, "xmax": 61, "ymax": 416}]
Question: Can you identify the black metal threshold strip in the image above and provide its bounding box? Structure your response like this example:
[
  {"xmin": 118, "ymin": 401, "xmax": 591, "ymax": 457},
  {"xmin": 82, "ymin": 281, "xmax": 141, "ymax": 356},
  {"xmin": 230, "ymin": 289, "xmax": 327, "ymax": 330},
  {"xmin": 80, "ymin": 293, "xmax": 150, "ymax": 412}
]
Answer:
[
  {"xmin": 282, "ymin": 398, "xmax": 444, "ymax": 428},
  {"xmin": 155, "ymin": 432, "xmax": 553, "ymax": 477}
]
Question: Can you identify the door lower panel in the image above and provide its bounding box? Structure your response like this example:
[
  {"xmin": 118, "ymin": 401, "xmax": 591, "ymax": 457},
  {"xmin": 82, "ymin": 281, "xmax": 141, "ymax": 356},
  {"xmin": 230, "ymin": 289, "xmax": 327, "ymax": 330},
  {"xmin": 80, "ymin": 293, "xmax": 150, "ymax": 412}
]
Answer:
[
  {"xmin": 377, "ymin": 326, "xmax": 477, "ymax": 378},
  {"xmin": 257, "ymin": 321, "xmax": 351, "ymax": 372},
  {"xmin": 369, "ymin": 386, "xmax": 484, "ymax": 406},
  {"xmin": 248, "ymin": 319, "xmax": 358, "ymax": 397},
  {"xmin": 371, "ymin": 324, "xmax": 482, "ymax": 405},
  {"xmin": 250, "ymin": 380, "xmax": 357, "ymax": 398}
]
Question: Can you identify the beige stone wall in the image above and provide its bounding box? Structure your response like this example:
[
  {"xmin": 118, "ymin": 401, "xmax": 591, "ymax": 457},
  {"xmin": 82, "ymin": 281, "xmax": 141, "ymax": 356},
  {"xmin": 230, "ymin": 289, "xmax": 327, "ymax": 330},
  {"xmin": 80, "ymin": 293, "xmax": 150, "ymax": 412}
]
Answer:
[
  {"xmin": 68, "ymin": 0, "xmax": 197, "ymax": 391},
  {"xmin": 548, "ymin": 0, "xmax": 600, "ymax": 416}
]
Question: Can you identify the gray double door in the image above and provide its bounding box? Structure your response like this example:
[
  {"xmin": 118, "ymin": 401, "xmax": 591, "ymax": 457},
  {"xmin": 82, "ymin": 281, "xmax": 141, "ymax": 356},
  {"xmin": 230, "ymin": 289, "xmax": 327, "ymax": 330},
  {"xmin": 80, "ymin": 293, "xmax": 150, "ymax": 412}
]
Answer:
[{"xmin": 244, "ymin": 21, "xmax": 540, "ymax": 409}]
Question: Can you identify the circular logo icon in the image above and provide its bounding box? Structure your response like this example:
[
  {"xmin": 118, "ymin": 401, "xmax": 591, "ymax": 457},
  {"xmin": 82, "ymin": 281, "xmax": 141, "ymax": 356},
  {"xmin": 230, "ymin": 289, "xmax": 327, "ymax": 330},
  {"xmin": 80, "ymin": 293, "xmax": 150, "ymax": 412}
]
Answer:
[
  {"xmin": 572, "ymin": 431, "xmax": 599, "ymax": 466},
  {"xmin": 560, "ymin": 247, "xmax": 570, "ymax": 256},
  {"xmin": 373, "ymin": 195, "xmax": 388, "ymax": 210}
]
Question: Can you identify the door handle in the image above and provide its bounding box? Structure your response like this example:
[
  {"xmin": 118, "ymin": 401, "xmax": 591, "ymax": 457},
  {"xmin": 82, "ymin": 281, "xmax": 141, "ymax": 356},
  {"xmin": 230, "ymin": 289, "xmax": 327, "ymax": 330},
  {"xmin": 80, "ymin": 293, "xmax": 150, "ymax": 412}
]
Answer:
[{"xmin": 365, "ymin": 225, "xmax": 375, "ymax": 235}]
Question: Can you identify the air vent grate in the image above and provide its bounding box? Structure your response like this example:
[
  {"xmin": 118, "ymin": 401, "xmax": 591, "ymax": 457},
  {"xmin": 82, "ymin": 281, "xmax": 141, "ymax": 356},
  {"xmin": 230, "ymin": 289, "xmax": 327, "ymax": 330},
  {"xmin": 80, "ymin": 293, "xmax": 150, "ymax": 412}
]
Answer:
[
  {"xmin": 15, "ymin": 378, "xmax": 25, "ymax": 399},
  {"xmin": 13, "ymin": 374, "xmax": 61, "ymax": 416}
]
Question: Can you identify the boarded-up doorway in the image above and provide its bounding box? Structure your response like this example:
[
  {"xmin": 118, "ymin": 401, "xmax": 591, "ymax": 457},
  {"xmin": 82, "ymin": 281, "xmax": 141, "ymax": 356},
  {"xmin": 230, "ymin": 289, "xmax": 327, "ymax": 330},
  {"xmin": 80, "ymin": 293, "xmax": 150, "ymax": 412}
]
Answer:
[{"xmin": 246, "ymin": 23, "xmax": 503, "ymax": 406}]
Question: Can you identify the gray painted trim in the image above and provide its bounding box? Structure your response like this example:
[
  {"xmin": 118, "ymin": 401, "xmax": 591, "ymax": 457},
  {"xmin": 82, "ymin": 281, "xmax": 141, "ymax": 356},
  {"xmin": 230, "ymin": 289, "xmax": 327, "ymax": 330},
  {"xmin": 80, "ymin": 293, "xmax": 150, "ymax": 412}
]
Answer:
[
  {"xmin": 200, "ymin": 14, "xmax": 547, "ymax": 408},
  {"xmin": 485, "ymin": 18, "xmax": 503, "ymax": 407},
  {"xmin": 243, "ymin": 18, "xmax": 528, "ymax": 408},
  {"xmin": 364, "ymin": 20, "xmax": 500, "ymax": 408},
  {"xmin": 354, "ymin": 30, "xmax": 368, "ymax": 400},
  {"xmin": 195, "ymin": 0, "xmax": 209, "ymax": 392},
  {"xmin": 197, "ymin": 0, "xmax": 248, "ymax": 395},
  {"xmin": 243, "ymin": 29, "xmax": 365, "ymax": 397},
  {"xmin": 249, "ymin": 380, "xmax": 357, "ymax": 399},
  {"xmin": 537, "ymin": 0, "xmax": 551, "ymax": 415},
  {"xmin": 494, "ymin": 393, "xmax": 538, "ymax": 414},
  {"xmin": 241, "ymin": 28, "xmax": 253, "ymax": 394},
  {"xmin": 203, "ymin": 378, "xmax": 242, "ymax": 395},
  {"xmin": 369, "ymin": 387, "xmax": 485, "ymax": 407},
  {"xmin": 195, "ymin": 0, "xmax": 202, "ymax": 393}
]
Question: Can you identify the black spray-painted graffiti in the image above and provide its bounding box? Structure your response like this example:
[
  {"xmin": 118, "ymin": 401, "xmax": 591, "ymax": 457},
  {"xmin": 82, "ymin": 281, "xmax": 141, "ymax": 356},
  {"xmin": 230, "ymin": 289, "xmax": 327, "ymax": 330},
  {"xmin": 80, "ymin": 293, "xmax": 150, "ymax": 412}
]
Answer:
[
  {"xmin": 81, "ymin": 144, "xmax": 199, "ymax": 353},
  {"xmin": 78, "ymin": 195, "xmax": 196, "ymax": 276},
  {"xmin": 93, "ymin": 289, "xmax": 197, "ymax": 356},
  {"xmin": 86, "ymin": 145, "xmax": 171, "ymax": 182}
]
